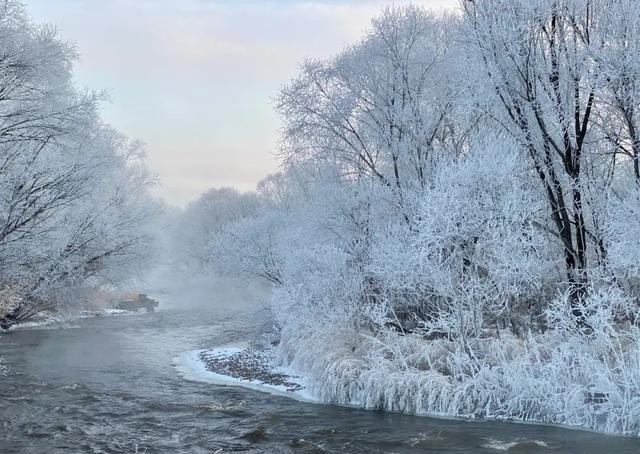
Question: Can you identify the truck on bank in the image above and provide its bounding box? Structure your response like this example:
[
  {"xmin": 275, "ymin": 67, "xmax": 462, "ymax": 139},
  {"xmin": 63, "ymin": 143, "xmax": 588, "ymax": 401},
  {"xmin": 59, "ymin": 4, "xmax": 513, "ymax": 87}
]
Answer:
[{"xmin": 116, "ymin": 293, "xmax": 159, "ymax": 313}]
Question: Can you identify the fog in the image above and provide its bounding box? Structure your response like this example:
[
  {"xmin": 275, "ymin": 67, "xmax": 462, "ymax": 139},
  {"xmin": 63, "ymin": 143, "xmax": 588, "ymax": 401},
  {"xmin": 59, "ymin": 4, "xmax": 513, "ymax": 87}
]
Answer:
[{"xmin": 146, "ymin": 274, "xmax": 271, "ymax": 313}]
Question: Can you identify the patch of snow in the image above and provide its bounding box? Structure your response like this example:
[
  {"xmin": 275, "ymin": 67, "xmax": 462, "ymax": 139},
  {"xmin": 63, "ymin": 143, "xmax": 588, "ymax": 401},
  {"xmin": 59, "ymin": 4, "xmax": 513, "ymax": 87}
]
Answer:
[
  {"xmin": 173, "ymin": 346, "xmax": 319, "ymax": 404},
  {"xmin": 5, "ymin": 307, "xmax": 145, "ymax": 332},
  {"xmin": 6, "ymin": 319, "xmax": 57, "ymax": 331}
]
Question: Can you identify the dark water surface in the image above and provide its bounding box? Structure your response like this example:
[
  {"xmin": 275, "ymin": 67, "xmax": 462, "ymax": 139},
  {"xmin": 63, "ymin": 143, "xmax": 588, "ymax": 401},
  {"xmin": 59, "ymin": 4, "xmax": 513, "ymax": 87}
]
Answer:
[{"xmin": 2, "ymin": 307, "xmax": 640, "ymax": 453}]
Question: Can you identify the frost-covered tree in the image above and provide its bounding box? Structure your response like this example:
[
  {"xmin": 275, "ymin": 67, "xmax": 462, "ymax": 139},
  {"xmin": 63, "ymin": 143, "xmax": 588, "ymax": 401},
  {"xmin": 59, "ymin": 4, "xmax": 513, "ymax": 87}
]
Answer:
[
  {"xmin": 188, "ymin": 2, "xmax": 640, "ymax": 435},
  {"xmin": 0, "ymin": 2, "xmax": 157, "ymax": 329},
  {"xmin": 166, "ymin": 188, "xmax": 261, "ymax": 276},
  {"xmin": 595, "ymin": 0, "xmax": 640, "ymax": 183},
  {"xmin": 277, "ymin": 6, "xmax": 478, "ymax": 221},
  {"xmin": 462, "ymin": 0, "xmax": 640, "ymax": 315}
]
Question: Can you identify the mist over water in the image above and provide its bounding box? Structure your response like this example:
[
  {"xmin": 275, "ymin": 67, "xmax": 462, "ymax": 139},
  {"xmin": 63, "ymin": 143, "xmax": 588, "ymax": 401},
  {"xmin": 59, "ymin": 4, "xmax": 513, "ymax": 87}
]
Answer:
[{"xmin": 1, "ymin": 302, "xmax": 640, "ymax": 453}]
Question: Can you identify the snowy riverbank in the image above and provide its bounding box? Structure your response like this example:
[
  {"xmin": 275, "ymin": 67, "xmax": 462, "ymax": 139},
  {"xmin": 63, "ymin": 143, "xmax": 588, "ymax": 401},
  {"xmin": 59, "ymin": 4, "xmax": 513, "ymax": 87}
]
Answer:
[
  {"xmin": 4, "ymin": 307, "xmax": 150, "ymax": 332},
  {"xmin": 174, "ymin": 346, "xmax": 318, "ymax": 403},
  {"xmin": 176, "ymin": 329, "xmax": 640, "ymax": 440}
]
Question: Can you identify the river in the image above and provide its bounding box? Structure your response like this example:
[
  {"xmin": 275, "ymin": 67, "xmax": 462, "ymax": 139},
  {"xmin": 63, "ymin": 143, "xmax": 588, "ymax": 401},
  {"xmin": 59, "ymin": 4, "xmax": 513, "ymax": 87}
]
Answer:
[{"xmin": 1, "ymin": 306, "xmax": 640, "ymax": 453}]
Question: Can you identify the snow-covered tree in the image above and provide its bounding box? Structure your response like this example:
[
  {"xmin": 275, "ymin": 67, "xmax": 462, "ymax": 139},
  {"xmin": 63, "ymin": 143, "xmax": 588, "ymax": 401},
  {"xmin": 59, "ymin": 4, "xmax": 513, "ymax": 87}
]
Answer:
[
  {"xmin": 166, "ymin": 187, "xmax": 261, "ymax": 276},
  {"xmin": 0, "ymin": 1, "xmax": 158, "ymax": 328},
  {"xmin": 462, "ymin": 0, "xmax": 640, "ymax": 315},
  {"xmin": 182, "ymin": 2, "xmax": 640, "ymax": 435},
  {"xmin": 277, "ymin": 6, "xmax": 478, "ymax": 221}
]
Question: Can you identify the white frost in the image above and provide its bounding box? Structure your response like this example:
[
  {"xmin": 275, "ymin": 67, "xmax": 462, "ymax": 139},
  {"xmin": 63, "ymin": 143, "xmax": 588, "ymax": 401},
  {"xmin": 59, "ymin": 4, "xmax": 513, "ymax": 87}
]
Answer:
[{"xmin": 173, "ymin": 347, "xmax": 319, "ymax": 403}]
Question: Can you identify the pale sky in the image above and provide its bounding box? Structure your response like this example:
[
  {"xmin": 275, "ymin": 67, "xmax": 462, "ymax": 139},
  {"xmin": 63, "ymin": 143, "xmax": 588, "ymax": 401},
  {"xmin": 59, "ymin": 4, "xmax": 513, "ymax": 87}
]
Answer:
[{"xmin": 27, "ymin": 0, "xmax": 458, "ymax": 206}]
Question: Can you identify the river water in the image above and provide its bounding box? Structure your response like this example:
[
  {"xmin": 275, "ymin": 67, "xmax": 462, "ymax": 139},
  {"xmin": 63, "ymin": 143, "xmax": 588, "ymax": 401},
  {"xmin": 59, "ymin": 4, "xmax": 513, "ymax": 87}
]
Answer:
[{"xmin": 1, "ymin": 306, "xmax": 640, "ymax": 453}]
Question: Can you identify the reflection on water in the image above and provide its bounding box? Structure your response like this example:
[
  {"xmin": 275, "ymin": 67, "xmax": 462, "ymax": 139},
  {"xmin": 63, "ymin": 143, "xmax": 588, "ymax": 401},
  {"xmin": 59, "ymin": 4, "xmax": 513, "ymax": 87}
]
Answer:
[{"xmin": 1, "ymin": 307, "xmax": 640, "ymax": 453}]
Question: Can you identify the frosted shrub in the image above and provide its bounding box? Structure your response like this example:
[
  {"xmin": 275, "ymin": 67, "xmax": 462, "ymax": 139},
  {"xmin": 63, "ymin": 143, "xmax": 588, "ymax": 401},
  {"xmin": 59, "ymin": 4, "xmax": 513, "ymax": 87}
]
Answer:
[
  {"xmin": 488, "ymin": 285, "xmax": 640, "ymax": 434},
  {"xmin": 367, "ymin": 145, "xmax": 558, "ymax": 343},
  {"xmin": 275, "ymin": 285, "xmax": 640, "ymax": 435}
]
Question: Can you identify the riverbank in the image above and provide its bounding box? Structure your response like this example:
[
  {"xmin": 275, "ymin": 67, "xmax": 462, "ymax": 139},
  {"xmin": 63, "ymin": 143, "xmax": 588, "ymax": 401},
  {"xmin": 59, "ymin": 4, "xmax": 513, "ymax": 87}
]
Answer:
[
  {"xmin": 175, "ymin": 346, "xmax": 317, "ymax": 403},
  {"xmin": 3, "ymin": 307, "xmax": 148, "ymax": 332},
  {"xmin": 177, "ymin": 335, "xmax": 640, "ymax": 440}
]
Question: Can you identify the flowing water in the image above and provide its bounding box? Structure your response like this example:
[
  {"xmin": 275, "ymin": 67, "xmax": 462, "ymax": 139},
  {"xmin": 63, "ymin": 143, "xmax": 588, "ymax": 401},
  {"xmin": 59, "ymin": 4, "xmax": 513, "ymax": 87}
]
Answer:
[{"xmin": 1, "ymin": 306, "xmax": 640, "ymax": 453}]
